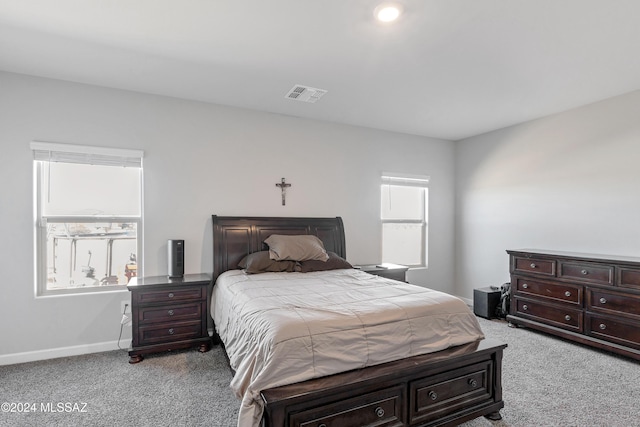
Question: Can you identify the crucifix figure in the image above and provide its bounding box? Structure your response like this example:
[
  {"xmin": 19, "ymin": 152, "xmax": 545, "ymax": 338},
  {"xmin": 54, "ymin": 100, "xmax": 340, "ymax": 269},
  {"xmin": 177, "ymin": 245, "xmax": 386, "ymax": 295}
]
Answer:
[{"xmin": 275, "ymin": 177, "xmax": 291, "ymax": 206}]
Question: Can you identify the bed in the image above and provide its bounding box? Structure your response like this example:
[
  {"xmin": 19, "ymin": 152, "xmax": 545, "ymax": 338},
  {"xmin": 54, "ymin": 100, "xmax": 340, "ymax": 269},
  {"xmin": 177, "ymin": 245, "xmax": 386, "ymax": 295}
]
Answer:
[{"xmin": 211, "ymin": 215, "xmax": 505, "ymax": 427}]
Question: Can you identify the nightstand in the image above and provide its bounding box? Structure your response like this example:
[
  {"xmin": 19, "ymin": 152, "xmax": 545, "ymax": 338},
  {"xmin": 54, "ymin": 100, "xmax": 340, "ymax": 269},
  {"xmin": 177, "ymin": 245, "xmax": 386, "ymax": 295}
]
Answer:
[
  {"xmin": 357, "ymin": 263, "xmax": 409, "ymax": 282},
  {"xmin": 127, "ymin": 273, "xmax": 212, "ymax": 364}
]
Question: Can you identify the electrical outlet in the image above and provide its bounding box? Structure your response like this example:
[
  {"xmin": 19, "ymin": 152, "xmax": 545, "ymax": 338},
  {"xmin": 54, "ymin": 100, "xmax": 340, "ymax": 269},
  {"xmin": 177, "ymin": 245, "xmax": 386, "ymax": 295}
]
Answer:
[{"xmin": 121, "ymin": 300, "xmax": 131, "ymax": 315}]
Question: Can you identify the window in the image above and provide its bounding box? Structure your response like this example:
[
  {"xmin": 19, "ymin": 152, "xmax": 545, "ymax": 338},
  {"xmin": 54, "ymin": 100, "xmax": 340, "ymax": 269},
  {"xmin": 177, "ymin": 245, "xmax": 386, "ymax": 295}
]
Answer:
[
  {"xmin": 32, "ymin": 142, "xmax": 143, "ymax": 295},
  {"xmin": 381, "ymin": 174, "xmax": 429, "ymax": 267}
]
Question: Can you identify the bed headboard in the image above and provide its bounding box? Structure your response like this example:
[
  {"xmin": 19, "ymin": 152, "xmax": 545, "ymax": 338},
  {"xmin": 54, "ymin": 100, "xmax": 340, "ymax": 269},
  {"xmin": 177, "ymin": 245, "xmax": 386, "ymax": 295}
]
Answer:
[{"xmin": 211, "ymin": 215, "xmax": 346, "ymax": 281}]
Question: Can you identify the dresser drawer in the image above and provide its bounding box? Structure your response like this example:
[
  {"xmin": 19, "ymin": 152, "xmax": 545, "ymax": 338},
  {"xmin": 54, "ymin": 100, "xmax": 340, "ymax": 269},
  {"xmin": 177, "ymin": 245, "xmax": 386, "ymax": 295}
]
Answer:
[
  {"xmin": 514, "ymin": 277, "xmax": 582, "ymax": 306},
  {"xmin": 138, "ymin": 302, "xmax": 204, "ymax": 325},
  {"xmin": 133, "ymin": 286, "xmax": 206, "ymax": 305},
  {"xmin": 409, "ymin": 360, "xmax": 492, "ymax": 425},
  {"xmin": 586, "ymin": 314, "xmax": 640, "ymax": 350},
  {"xmin": 512, "ymin": 256, "xmax": 555, "ymax": 277},
  {"xmin": 586, "ymin": 288, "xmax": 640, "ymax": 320},
  {"xmin": 290, "ymin": 385, "xmax": 404, "ymax": 427},
  {"xmin": 618, "ymin": 267, "xmax": 640, "ymax": 291},
  {"xmin": 558, "ymin": 262, "xmax": 613, "ymax": 285},
  {"xmin": 513, "ymin": 297, "xmax": 583, "ymax": 332},
  {"xmin": 137, "ymin": 321, "xmax": 203, "ymax": 346}
]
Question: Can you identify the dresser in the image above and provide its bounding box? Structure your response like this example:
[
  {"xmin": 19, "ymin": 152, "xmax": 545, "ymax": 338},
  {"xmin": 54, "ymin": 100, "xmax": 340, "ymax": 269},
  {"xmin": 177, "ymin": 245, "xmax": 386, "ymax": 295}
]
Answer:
[
  {"xmin": 127, "ymin": 273, "xmax": 212, "ymax": 364},
  {"xmin": 506, "ymin": 249, "xmax": 640, "ymax": 361}
]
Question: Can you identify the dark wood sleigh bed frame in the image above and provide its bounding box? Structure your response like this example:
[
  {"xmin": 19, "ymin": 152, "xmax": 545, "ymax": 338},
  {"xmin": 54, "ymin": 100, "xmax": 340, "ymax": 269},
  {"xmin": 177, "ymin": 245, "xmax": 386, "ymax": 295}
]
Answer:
[{"xmin": 212, "ymin": 215, "xmax": 506, "ymax": 427}]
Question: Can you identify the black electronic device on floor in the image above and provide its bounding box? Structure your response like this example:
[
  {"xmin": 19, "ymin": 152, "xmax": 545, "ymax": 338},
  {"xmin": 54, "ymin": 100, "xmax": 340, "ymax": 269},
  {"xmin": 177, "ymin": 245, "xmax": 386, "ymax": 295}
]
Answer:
[{"xmin": 474, "ymin": 286, "xmax": 501, "ymax": 319}]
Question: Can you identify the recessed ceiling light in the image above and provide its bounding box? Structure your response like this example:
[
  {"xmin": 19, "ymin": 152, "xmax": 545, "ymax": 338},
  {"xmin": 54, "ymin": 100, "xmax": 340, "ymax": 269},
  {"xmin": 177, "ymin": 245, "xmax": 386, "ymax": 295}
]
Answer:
[{"xmin": 374, "ymin": 3, "xmax": 403, "ymax": 23}]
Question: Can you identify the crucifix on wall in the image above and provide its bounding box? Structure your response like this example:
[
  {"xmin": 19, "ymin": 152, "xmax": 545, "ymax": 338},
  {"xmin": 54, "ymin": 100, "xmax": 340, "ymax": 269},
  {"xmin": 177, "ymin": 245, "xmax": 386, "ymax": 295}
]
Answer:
[{"xmin": 275, "ymin": 177, "xmax": 291, "ymax": 206}]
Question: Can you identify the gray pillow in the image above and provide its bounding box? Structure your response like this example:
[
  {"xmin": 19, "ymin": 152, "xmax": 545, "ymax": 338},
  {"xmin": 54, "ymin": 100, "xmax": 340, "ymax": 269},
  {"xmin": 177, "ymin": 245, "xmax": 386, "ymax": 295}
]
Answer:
[
  {"xmin": 264, "ymin": 234, "xmax": 329, "ymax": 262},
  {"xmin": 297, "ymin": 252, "xmax": 353, "ymax": 273},
  {"xmin": 238, "ymin": 251, "xmax": 297, "ymax": 274}
]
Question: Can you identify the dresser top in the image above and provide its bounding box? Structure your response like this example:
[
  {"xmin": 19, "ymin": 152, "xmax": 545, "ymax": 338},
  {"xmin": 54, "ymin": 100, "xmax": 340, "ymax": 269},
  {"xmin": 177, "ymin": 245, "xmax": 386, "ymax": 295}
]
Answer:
[
  {"xmin": 127, "ymin": 273, "xmax": 211, "ymax": 288},
  {"xmin": 507, "ymin": 249, "xmax": 640, "ymax": 265}
]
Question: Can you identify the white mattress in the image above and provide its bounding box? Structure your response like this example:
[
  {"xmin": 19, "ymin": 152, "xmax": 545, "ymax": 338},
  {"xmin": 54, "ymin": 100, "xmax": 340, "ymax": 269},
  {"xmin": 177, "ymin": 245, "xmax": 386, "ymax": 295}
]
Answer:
[{"xmin": 211, "ymin": 268, "xmax": 485, "ymax": 427}]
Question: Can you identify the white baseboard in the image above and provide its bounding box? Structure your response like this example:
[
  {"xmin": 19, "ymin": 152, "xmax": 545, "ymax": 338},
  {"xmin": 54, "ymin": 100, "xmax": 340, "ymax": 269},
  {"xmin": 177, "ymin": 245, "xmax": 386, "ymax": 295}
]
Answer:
[{"xmin": 0, "ymin": 340, "xmax": 126, "ymax": 366}]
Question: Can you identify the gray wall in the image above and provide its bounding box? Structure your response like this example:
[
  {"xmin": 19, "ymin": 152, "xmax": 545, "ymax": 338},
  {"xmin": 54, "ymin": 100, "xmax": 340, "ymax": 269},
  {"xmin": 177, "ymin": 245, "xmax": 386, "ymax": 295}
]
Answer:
[
  {"xmin": 454, "ymin": 90, "xmax": 640, "ymax": 299},
  {"xmin": 0, "ymin": 71, "xmax": 455, "ymax": 363},
  {"xmin": 4, "ymin": 69, "xmax": 637, "ymax": 364}
]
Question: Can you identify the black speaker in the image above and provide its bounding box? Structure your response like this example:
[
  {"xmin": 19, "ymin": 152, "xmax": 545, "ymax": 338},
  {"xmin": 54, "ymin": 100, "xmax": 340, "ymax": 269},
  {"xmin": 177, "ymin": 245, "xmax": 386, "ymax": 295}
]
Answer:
[
  {"xmin": 473, "ymin": 286, "xmax": 501, "ymax": 319},
  {"xmin": 168, "ymin": 239, "xmax": 184, "ymax": 278}
]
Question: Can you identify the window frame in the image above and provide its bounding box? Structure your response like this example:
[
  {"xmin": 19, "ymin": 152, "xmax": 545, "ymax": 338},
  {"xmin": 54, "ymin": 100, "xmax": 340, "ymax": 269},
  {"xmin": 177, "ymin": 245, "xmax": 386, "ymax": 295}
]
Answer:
[
  {"xmin": 380, "ymin": 173, "xmax": 429, "ymax": 268},
  {"xmin": 32, "ymin": 142, "xmax": 144, "ymax": 296}
]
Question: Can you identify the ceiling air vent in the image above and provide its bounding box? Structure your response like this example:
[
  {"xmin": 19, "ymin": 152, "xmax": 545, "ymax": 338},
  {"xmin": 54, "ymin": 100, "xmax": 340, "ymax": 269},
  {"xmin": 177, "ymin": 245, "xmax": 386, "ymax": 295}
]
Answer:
[{"xmin": 285, "ymin": 84, "xmax": 327, "ymax": 103}]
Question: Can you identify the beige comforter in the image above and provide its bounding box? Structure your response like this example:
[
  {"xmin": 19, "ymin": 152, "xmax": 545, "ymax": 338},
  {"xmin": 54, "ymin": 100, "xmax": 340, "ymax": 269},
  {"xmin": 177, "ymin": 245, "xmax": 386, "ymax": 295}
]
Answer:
[{"xmin": 212, "ymin": 268, "xmax": 484, "ymax": 427}]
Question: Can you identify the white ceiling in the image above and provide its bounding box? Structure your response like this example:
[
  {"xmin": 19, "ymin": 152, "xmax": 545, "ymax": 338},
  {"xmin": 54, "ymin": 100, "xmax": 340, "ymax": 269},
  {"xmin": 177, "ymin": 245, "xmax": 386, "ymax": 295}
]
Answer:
[{"xmin": 1, "ymin": 0, "xmax": 639, "ymax": 141}]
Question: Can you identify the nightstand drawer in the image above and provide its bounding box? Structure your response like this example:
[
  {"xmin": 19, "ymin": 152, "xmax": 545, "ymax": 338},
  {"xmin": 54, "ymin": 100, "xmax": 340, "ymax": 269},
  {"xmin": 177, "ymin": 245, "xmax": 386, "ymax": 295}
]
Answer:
[
  {"xmin": 134, "ymin": 286, "xmax": 206, "ymax": 305},
  {"xmin": 375, "ymin": 269, "xmax": 407, "ymax": 282},
  {"xmin": 138, "ymin": 321, "xmax": 203, "ymax": 346},
  {"xmin": 138, "ymin": 302, "xmax": 204, "ymax": 324}
]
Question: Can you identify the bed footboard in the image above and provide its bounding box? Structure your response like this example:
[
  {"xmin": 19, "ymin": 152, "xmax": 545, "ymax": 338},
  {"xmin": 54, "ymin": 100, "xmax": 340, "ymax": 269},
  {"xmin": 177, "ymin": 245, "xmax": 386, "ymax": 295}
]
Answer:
[{"xmin": 261, "ymin": 339, "xmax": 506, "ymax": 427}]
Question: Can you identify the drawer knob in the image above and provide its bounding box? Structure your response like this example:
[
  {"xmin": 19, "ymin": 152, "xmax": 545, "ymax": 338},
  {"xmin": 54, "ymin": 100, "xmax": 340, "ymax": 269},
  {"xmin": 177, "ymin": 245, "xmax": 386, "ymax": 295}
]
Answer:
[
  {"xmin": 581, "ymin": 269, "xmax": 588, "ymax": 275},
  {"xmin": 565, "ymin": 291, "xmax": 571, "ymax": 297},
  {"xmin": 522, "ymin": 304, "xmax": 528, "ymax": 311},
  {"xmin": 522, "ymin": 283, "xmax": 529, "ymax": 289},
  {"xmin": 468, "ymin": 378, "xmax": 478, "ymax": 388},
  {"xmin": 599, "ymin": 297, "xmax": 607, "ymax": 304},
  {"xmin": 565, "ymin": 315, "xmax": 571, "ymax": 321},
  {"xmin": 168, "ymin": 328, "xmax": 175, "ymax": 335},
  {"xmin": 530, "ymin": 263, "xmax": 537, "ymax": 269},
  {"xmin": 168, "ymin": 292, "xmax": 174, "ymax": 298},
  {"xmin": 168, "ymin": 310, "xmax": 174, "ymax": 316},
  {"xmin": 375, "ymin": 407, "xmax": 385, "ymax": 418},
  {"xmin": 428, "ymin": 391, "xmax": 438, "ymax": 401},
  {"xmin": 599, "ymin": 323, "xmax": 607, "ymax": 330}
]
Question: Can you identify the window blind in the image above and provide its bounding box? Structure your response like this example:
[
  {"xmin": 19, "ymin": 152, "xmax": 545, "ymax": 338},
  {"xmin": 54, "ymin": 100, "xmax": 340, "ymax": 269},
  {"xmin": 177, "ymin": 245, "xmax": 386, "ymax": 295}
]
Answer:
[
  {"xmin": 31, "ymin": 141, "xmax": 143, "ymax": 168},
  {"xmin": 381, "ymin": 173, "xmax": 430, "ymax": 188}
]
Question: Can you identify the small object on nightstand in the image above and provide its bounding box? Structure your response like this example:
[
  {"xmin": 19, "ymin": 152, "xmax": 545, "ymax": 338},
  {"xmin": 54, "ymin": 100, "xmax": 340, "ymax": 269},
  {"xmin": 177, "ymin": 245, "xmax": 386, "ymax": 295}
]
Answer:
[
  {"xmin": 167, "ymin": 239, "xmax": 184, "ymax": 278},
  {"xmin": 357, "ymin": 263, "xmax": 409, "ymax": 282},
  {"xmin": 127, "ymin": 273, "xmax": 212, "ymax": 364}
]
